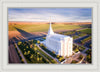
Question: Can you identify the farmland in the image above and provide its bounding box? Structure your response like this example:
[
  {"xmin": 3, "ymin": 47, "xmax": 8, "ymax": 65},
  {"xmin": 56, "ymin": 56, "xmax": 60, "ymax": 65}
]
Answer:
[
  {"xmin": 8, "ymin": 21, "xmax": 92, "ymax": 64},
  {"xmin": 8, "ymin": 22, "xmax": 91, "ymax": 32}
]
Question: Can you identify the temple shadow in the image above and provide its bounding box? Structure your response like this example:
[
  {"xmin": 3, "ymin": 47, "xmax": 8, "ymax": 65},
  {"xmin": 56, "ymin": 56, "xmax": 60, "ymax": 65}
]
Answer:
[{"xmin": 15, "ymin": 27, "xmax": 33, "ymax": 37}]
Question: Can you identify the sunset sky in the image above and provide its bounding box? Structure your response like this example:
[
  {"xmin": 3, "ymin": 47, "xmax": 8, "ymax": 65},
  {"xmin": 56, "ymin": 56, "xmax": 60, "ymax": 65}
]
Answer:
[{"xmin": 8, "ymin": 8, "xmax": 92, "ymax": 22}]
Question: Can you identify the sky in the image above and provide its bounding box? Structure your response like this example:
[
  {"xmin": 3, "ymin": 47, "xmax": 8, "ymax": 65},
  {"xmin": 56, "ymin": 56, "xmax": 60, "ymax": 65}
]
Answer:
[{"xmin": 8, "ymin": 8, "xmax": 92, "ymax": 22}]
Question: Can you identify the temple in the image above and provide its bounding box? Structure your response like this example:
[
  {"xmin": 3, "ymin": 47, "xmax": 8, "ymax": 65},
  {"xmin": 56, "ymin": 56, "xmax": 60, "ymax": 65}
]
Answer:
[{"xmin": 45, "ymin": 21, "xmax": 73, "ymax": 57}]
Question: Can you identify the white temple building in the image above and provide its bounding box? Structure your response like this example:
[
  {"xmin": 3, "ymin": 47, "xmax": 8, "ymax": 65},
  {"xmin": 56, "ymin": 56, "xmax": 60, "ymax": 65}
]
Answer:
[{"xmin": 45, "ymin": 21, "xmax": 73, "ymax": 57}]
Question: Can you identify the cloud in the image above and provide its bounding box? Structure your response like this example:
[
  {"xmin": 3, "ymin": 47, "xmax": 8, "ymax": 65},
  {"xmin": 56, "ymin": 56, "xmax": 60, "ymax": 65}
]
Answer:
[{"xmin": 8, "ymin": 8, "xmax": 92, "ymax": 22}]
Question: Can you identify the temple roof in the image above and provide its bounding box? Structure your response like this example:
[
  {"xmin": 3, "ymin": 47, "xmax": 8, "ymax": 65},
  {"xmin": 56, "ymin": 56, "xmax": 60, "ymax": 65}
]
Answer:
[{"xmin": 48, "ymin": 33, "xmax": 71, "ymax": 41}]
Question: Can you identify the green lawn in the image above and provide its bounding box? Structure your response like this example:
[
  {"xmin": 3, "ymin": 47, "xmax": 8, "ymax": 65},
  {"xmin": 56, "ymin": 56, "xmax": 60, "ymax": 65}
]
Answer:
[
  {"xmin": 78, "ymin": 28, "xmax": 91, "ymax": 34},
  {"xmin": 9, "ymin": 24, "xmax": 83, "ymax": 32}
]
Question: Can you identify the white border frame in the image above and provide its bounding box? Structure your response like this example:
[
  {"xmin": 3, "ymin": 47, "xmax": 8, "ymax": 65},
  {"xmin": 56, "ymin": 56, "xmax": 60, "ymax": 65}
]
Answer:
[{"xmin": 0, "ymin": 0, "xmax": 99, "ymax": 72}]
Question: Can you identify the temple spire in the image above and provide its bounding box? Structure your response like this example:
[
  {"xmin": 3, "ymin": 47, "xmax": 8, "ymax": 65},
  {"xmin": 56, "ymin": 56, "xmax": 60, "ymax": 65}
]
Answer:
[{"xmin": 48, "ymin": 20, "xmax": 54, "ymax": 35}]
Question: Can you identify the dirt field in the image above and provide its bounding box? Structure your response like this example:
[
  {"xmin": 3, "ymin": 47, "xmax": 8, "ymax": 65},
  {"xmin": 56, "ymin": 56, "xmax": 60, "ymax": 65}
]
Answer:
[{"xmin": 9, "ymin": 44, "xmax": 21, "ymax": 63}]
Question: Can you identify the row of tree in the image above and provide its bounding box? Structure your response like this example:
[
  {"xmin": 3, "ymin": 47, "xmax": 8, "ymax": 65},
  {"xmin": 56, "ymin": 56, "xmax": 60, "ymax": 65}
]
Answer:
[
  {"xmin": 17, "ymin": 41, "xmax": 50, "ymax": 63},
  {"xmin": 80, "ymin": 36, "xmax": 91, "ymax": 45}
]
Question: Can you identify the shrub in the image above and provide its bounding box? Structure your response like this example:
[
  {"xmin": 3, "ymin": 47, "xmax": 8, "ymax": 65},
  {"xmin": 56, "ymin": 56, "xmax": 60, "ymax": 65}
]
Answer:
[
  {"xmin": 21, "ymin": 59, "xmax": 24, "ymax": 62},
  {"xmin": 52, "ymin": 51, "xmax": 55, "ymax": 54},
  {"xmin": 71, "ymin": 60, "xmax": 78, "ymax": 64},
  {"xmin": 78, "ymin": 55, "xmax": 83, "ymax": 60}
]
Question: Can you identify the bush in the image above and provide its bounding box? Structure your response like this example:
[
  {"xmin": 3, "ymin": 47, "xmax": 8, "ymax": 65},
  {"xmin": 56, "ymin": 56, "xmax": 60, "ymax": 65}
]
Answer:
[
  {"xmin": 71, "ymin": 60, "xmax": 78, "ymax": 64},
  {"xmin": 86, "ymin": 54, "xmax": 91, "ymax": 63},
  {"xmin": 52, "ymin": 51, "xmax": 55, "ymax": 54},
  {"xmin": 78, "ymin": 55, "xmax": 83, "ymax": 60}
]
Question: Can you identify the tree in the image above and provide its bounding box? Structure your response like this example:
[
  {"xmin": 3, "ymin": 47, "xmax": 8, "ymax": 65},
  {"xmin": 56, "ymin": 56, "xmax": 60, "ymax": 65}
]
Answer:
[
  {"xmin": 78, "ymin": 55, "xmax": 83, "ymax": 60},
  {"xmin": 18, "ymin": 41, "xmax": 22, "ymax": 45},
  {"xmin": 24, "ymin": 51, "xmax": 27, "ymax": 55},
  {"xmin": 37, "ymin": 57, "xmax": 39, "ymax": 61},
  {"xmin": 26, "ymin": 45, "xmax": 28, "ymax": 48},
  {"xmin": 86, "ymin": 54, "xmax": 91, "ymax": 63},
  {"xmin": 51, "ymin": 59, "xmax": 56, "ymax": 63},
  {"xmin": 40, "ymin": 43, "xmax": 43, "ymax": 47},
  {"xmin": 21, "ymin": 59, "xmax": 24, "ymax": 62},
  {"xmin": 57, "ymin": 55, "xmax": 60, "ymax": 58},
  {"xmin": 34, "ymin": 47, "xmax": 37, "ymax": 51},
  {"xmin": 34, "ymin": 47, "xmax": 37, "ymax": 56},
  {"xmin": 30, "ymin": 54, "xmax": 33, "ymax": 59},
  {"xmin": 52, "ymin": 51, "xmax": 55, "ymax": 54},
  {"xmin": 28, "ymin": 50, "xmax": 30, "ymax": 54},
  {"xmin": 39, "ymin": 57, "xmax": 42, "ymax": 61},
  {"xmin": 74, "ymin": 48, "xmax": 79, "ymax": 53},
  {"xmin": 37, "ymin": 40, "xmax": 40, "ymax": 44},
  {"xmin": 34, "ymin": 44, "xmax": 36, "ymax": 47},
  {"xmin": 30, "ymin": 44, "xmax": 33, "ymax": 48},
  {"xmin": 37, "ymin": 52, "xmax": 40, "ymax": 59}
]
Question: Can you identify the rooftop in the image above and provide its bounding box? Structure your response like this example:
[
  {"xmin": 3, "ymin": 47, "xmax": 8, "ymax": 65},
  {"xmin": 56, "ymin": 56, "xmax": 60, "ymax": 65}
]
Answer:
[{"xmin": 48, "ymin": 33, "xmax": 71, "ymax": 41}]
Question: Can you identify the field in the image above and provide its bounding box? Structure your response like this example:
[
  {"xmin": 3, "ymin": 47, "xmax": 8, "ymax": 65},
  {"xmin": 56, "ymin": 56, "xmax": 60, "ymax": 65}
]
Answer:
[
  {"xmin": 8, "ymin": 21, "xmax": 92, "ymax": 64},
  {"xmin": 8, "ymin": 22, "xmax": 91, "ymax": 32}
]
